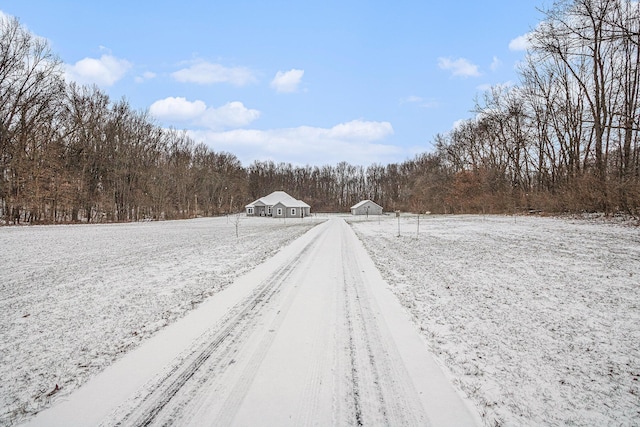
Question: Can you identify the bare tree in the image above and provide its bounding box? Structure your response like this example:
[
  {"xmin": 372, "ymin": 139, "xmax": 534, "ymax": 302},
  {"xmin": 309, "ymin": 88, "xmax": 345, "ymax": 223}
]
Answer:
[{"xmin": 0, "ymin": 16, "xmax": 65, "ymax": 223}]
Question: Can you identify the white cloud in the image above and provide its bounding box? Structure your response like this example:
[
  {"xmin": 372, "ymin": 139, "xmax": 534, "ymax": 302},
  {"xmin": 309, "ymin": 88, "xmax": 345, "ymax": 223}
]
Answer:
[
  {"xmin": 149, "ymin": 97, "xmax": 207, "ymax": 121},
  {"xmin": 270, "ymin": 69, "xmax": 304, "ymax": 93},
  {"xmin": 476, "ymin": 80, "xmax": 515, "ymax": 93},
  {"xmin": 64, "ymin": 54, "xmax": 131, "ymax": 87},
  {"xmin": 509, "ymin": 34, "xmax": 531, "ymax": 51},
  {"xmin": 135, "ymin": 71, "xmax": 156, "ymax": 83},
  {"xmin": 186, "ymin": 120, "xmax": 399, "ymax": 166},
  {"xmin": 149, "ymin": 97, "xmax": 260, "ymax": 130},
  {"xmin": 171, "ymin": 61, "xmax": 257, "ymax": 86},
  {"xmin": 437, "ymin": 57, "xmax": 481, "ymax": 78},
  {"xmin": 327, "ymin": 120, "xmax": 393, "ymax": 140},
  {"xmin": 198, "ymin": 101, "xmax": 261, "ymax": 129},
  {"xmin": 399, "ymin": 95, "xmax": 438, "ymax": 108},
  {"xmin": 400, "ymin": 95, "xmax": 423, "ymax": 104},
  {"xmin": 490, "ymin": 56, "xmax": 502, "ymax": 71}
]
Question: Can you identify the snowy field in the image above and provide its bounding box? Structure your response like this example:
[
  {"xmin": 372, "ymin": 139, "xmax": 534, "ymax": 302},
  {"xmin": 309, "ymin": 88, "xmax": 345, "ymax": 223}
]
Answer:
[
  {"xmin": 3, "ymin": 214, "xmax": 639, "ymax": 426},
  {"xmin": 350, "ymin": 214, "xmax": 640, "ymax": 426},
  {"xmin": 0, "ymin": 216, "xmax": 324, "ymax": 425}
]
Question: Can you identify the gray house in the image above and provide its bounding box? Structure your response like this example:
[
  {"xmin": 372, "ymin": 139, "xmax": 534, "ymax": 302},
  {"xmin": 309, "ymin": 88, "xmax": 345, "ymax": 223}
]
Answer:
[
  {"xmin": 245, "ymin": 191, "xmax": 311, "ymax": 218},
  {"xmin": 350, "ymin": 200, "xmax": 383, "ymax": 215}
]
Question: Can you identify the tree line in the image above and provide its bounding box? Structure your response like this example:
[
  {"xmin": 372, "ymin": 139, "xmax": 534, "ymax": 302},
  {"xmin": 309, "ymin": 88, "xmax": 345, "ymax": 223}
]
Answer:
[
  {"xmin": 0, "ymin": 16, "xmax": 248, "ymax": 224},
  {"xmin": 436, "ymin": 0, "xmax": 640, "ymax": 214},
  {"xmin": 2, "ymin": 0, "xmax": 639, "ymax": 225}
]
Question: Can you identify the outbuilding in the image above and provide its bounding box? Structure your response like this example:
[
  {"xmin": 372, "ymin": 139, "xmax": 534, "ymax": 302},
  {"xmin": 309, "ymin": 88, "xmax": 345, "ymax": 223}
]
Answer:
[{"xmin": 350, "ymin": 200, "xmax": 383, "ymax": 216}]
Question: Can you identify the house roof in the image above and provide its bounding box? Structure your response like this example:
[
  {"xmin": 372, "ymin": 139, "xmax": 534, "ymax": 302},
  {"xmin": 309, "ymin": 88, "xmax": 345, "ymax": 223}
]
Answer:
[
  {"xmin": 350, "ymin": 200, "xmax": 382, "ymax": 210},
  {"xmin": 246, "ymin": 191, "xmax": 310, "ymax": 208},
  {"xmin": 273, "ymin": 200, "xmax": 311, "ymax": 208}
]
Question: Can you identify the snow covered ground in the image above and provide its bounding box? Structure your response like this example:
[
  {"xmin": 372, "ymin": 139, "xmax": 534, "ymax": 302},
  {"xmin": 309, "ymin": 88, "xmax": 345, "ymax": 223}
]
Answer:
[
  {"xmin": 23, "ymin": 218, "xmax": 480, "ymax": 427},
  {"xmin": 350, "ymin": 214, "xmax": 640, "ymax": 426},
  {"xmin": 0, "ymin": 216, "xmax": 323, "ymax": 425},
  {"xmin": 3, "ymin": 213, "xmax": 639, "ymax": 426}
]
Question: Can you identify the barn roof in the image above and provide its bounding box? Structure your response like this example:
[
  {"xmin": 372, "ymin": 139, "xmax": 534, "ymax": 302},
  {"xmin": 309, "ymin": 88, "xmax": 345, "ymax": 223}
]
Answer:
[{"xmin": 350, "ymin": 199, "xmax": 382, "ymax": 210}]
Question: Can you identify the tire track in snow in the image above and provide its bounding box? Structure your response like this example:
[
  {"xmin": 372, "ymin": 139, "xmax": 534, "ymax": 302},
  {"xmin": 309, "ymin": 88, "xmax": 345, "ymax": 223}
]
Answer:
[
  {"xmin": 108, "ymin": 231, "xmax": 321, "ymax": 426},
  {"xmin": 290, "ymin": 229, "xmax": 338, "ymax": 426},
  {"xmin": 338, "ymin": 219, "xmax": 428, "ymax": 426},
  {"xmin": 341, "ymin": 225, "xmax": 387, "ymax": 425},
  {"xmin": 212, "ymin": 227, "xmax": 332, "ymax": 425}
]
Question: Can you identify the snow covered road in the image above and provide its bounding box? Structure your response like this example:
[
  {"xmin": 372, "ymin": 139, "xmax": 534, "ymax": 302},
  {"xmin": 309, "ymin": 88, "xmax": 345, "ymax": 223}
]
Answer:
[{"xmin": 25, "ymin": 218, "xmax": 480, "ymax": 426}]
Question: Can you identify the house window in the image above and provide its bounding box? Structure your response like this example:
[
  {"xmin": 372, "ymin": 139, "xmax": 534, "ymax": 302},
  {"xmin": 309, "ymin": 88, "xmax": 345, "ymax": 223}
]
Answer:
[
  {"xmin": 277, "ymin": 208, "xmax": 282, "ymax": 216},
  {"xmin": 247, "ymin": 207, "xmax": 254, "ymax": 214},
  {"xmin": 291, "ymin": 208, "xmax": 296, "ymax": 216}
]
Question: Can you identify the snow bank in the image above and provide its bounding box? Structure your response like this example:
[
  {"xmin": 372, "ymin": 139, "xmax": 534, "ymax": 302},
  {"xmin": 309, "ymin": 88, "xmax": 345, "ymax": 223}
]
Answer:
[
  {"xmin": 0, "ymin": 216, "xmax": 323, "ymax": 425},
  {"xmin": 350, "ymin": 214, "xmax": 640, "ymax": 426}
]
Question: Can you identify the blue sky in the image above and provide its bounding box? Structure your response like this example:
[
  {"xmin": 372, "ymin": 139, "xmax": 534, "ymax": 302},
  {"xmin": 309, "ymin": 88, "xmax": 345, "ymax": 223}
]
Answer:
[{"xmin": 1, "ymin": 1, "xmax": 545, "ymax": 167}]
